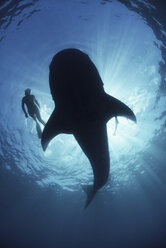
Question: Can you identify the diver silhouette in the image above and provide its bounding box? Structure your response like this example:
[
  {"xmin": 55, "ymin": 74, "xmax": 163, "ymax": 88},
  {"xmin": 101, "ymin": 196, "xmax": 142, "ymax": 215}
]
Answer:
[{"xmin": 22, "ymin": 88, "xmax": 45, "ymax": 138}]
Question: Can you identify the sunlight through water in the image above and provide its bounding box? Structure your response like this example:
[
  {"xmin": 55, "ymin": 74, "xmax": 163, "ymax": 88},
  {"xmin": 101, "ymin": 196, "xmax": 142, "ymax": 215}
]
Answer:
[{"xmin": 0, "ymin": 0, "xmax": 165, "ymax": 192}]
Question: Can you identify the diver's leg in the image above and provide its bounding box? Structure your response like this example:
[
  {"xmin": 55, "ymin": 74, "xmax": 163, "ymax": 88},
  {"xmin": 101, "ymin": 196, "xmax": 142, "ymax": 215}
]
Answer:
[
  {"xmin": 31, "ymin": 114, "xmax": 37, "ymax": 122},
  {"xmin": 31, "ymin": 113, "xmax": 42, "ymax": 139},
  {"xmin": 36, "ymin": 122, "xmax": 42, "ymax": 139},
  {"xmin": 35, "ymin": 108, "xmax": 45, "ymax": 126}
]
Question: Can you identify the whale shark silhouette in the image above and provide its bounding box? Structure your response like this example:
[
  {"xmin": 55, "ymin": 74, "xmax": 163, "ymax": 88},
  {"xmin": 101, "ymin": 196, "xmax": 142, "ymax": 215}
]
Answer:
[{"xmin": 41, "ymin": 48, "xmax": 136, "ymax": 208}]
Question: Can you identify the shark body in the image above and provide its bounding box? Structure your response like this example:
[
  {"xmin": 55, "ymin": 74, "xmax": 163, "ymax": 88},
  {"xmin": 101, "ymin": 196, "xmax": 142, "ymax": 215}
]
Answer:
[{"xmin": 41, "ymin": 48, "xmax": 136, "ymax": 208}]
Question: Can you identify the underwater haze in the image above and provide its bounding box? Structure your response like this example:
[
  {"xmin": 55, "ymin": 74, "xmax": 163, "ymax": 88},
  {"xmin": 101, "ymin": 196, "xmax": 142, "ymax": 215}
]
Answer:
[{"xmin": 0, "ymin": 0, "xmax": 166, "ymax": 247}]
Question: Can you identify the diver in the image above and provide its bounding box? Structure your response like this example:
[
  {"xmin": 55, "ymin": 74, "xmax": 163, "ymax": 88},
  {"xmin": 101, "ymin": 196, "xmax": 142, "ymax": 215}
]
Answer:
[
  {"xmin": 113, "ymin": 116, "xmax": 119, "ymax": 136},
  {"xmin": 22, "ymin": 88, "xmax": 45, "ymax": 138}
]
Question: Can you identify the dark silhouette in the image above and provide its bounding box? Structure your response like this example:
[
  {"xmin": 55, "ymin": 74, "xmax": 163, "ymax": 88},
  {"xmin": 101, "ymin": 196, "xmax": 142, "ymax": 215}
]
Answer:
[
  {"xmin": 22, "ymin": 88, "xmax": 45, "ymax": 138},
  {"xmin": 41, "ymin": 48, "xmax": 136, "ymax": 208}
]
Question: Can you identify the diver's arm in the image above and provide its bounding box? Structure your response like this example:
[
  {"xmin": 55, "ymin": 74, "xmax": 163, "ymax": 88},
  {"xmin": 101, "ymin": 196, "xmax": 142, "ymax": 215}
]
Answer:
[
  {"xmin": 113, "ymin": 116, "xmax": 119, "ymax": 136},
  {"xmin": 22, "ymin": 98, "xmax": 28, "ymax": 118}
]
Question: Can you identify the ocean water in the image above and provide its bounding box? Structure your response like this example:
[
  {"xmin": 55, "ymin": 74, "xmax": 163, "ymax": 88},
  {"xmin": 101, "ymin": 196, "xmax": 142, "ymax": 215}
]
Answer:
[{"xmin": 0, "ymin": 0, "xmax": 166, "ymax": 247}]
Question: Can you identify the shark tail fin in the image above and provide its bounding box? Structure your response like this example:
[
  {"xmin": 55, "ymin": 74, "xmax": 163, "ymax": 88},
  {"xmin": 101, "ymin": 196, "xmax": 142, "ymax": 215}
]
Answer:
[{"xmin": 82, "ymin": 185, "xmax": 97, "ymax": 208}]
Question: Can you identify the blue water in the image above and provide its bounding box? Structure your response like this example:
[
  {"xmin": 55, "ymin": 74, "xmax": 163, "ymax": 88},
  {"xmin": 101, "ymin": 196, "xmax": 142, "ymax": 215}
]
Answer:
[{"xmin": 0, "ymin": 0, "xmax": 166, "ymax": 247}]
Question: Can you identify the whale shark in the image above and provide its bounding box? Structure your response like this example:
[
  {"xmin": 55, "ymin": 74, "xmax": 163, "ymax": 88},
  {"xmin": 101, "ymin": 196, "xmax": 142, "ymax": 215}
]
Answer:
[{"xmin": 41, "ymin": 48, "xmax": 136, "ymax": 208}]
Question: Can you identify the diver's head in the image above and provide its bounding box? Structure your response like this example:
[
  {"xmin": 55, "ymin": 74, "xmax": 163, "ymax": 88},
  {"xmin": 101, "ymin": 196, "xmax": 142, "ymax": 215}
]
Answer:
[{"xmin": 25, "ymin": 88, "xmax": 31, "ymax": 96}]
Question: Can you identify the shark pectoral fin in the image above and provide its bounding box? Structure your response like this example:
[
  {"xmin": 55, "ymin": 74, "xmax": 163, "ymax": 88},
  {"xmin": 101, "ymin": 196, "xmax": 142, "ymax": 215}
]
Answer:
[
  {"xmin": 105, "ymin": 93, "xmax": 136, "ymax": 123},
  {"xmin": 41, "ymin": 110, "xmax": 61, "ymax": 151}
]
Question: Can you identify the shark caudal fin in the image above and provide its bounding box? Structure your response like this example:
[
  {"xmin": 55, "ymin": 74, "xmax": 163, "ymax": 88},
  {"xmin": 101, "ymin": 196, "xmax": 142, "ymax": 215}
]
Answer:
[
  {"xmin": 82, "ymin": 185, "xmax": 97, "ymax": 208},
  {"xmin": 74, "ymin": 122, "xmax": 110, "ymax": 208},
  {"xmin": 105, "ymin": 93, "xmax": 136, "ymax": 123}
]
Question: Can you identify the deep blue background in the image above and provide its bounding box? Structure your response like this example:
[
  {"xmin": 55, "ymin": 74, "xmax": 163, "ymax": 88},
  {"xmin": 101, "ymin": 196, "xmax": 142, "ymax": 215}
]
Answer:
[{"xmin": 0, "ymin": 1, "xmax": 166, "ymax": 247}]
